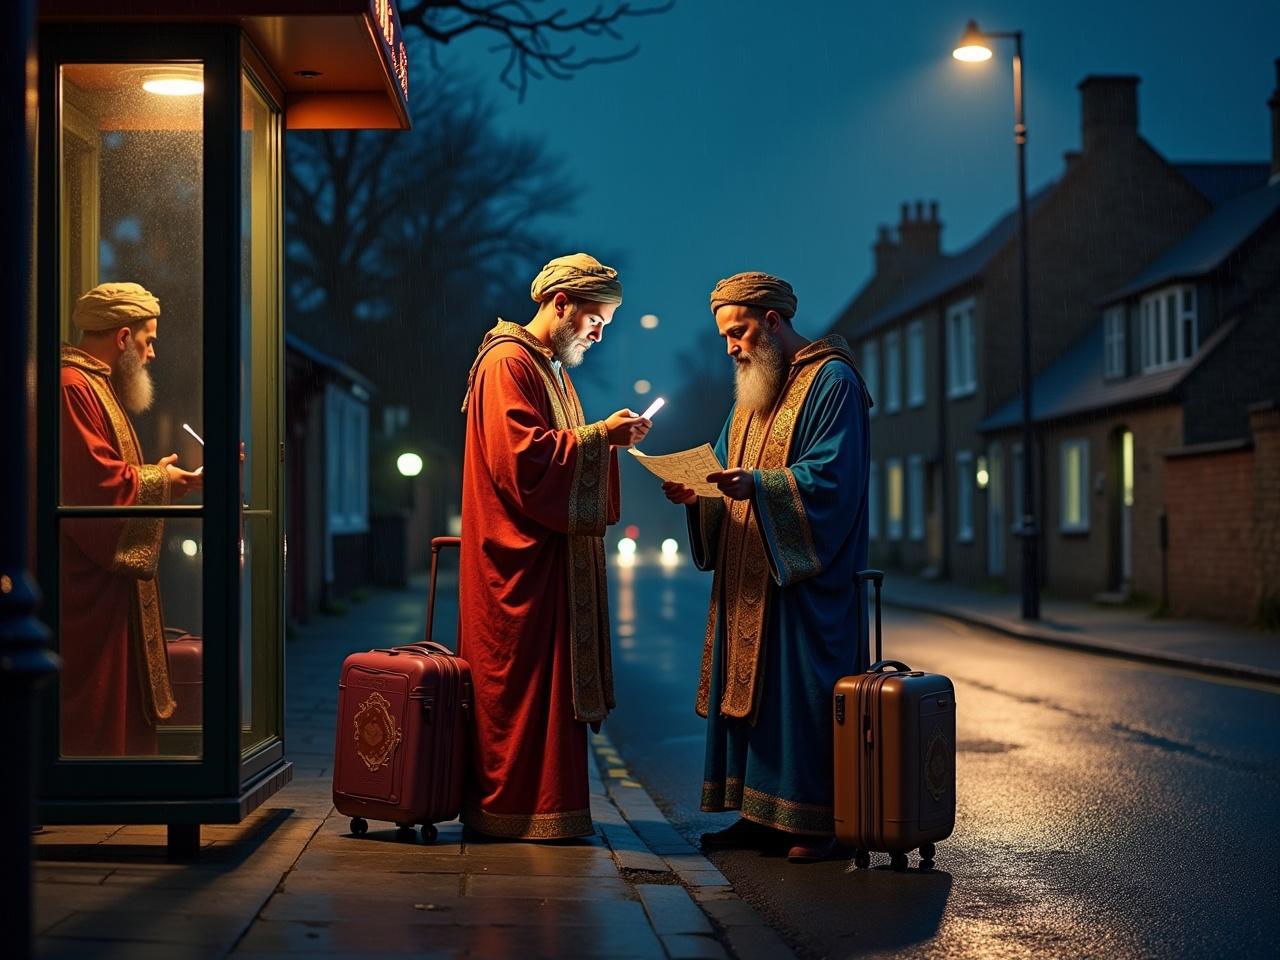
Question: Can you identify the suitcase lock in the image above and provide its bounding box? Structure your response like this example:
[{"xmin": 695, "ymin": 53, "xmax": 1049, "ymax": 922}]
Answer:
[{"xmin": 834, "ymin": 693, "xmax": 845, "ymax": 725}]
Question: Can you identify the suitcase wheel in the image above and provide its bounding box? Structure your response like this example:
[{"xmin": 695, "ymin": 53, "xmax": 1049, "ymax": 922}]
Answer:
[
  {"xmin": 350, "ymin": 817, "xmax": 368, "ymax": 836},
  {"xmin": 919, "ymin": 842, "xmax": 936, "ymax": 871},
  {"xmin": 853, "ymin": 850, "xmax": 870, "ymax": 869},
  {"xmin": 890, "ymin": 852, "xmax": 909, "ymax": 871},
  {"xmin": 420, "ymin": 823, "xmax": 438, "ymax": 843},
  {"xmin": 395, "ymin": 824, "xmax": 418, "ymax": 842}
]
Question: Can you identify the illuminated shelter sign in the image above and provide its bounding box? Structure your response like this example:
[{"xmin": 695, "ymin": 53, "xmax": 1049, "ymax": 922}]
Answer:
[{"xmin": 370, "ymin": 0, "xmax": 409, "ymax": 111}]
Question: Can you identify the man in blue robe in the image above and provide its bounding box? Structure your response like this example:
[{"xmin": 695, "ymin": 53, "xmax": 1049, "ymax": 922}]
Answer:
[{"xmin": 663, "ymin": 271, "xmax": 872, "ymax": 862}]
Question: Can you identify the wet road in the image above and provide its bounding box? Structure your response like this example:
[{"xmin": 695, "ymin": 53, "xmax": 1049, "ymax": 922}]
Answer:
[{"xmin": 604, "ymin": 559, "xmax": 1280, "ymax": 959}]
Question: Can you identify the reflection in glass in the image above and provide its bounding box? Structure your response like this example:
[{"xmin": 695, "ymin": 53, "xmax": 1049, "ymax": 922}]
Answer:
[
  {"xmin": 59, "ymin": 63, "xmax": 205, "ymax": 500},
  {"xmin": 57, "ymin": 63, "xmax": 205, "ymax": 760}
]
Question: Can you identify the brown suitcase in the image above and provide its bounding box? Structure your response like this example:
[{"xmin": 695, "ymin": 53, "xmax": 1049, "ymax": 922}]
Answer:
[
  {"xmin": 332, "ymin": 537, "xmax": 471, "ymax": 843},
  {"xmin": 833, "ymin": 570, "xmax": 956, "ymax": 870}
]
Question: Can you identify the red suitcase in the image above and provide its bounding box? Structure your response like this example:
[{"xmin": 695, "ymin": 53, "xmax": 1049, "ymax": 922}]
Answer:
[
  {"xmin": 332, "ymin": 537, "xmax": 471, "ymax": 843},
  {"xmin": 833, "ymin": 570, "xmax": 956, "ymax": 870},
  {"xmin": 163, "ymin": 628, "xmax": 203, "ymax": 726}
]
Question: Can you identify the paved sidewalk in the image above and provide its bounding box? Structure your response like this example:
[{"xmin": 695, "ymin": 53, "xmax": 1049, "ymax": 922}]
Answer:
[
  {"xmin": 33, "ymin": 578, "xmax": 789, "ymax": 960},
  {"xmin": 883, "ymin": 575, "xmax": 1280, "ymax": 685}
]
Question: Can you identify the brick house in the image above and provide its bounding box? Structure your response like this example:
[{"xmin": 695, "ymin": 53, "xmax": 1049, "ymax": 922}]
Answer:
[
  {"xmin": 977, "ymin": 61, "xmax": 1280, "ymax": 617},
  {"xmin": 828, "ymin": 71, "xmax": 1269, "ymax": 591}
]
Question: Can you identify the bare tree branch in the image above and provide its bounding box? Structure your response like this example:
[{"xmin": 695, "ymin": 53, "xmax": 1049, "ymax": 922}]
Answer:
[{"xmin": 400, "ymin": 0, "xmax": 674, "ymax": 99}]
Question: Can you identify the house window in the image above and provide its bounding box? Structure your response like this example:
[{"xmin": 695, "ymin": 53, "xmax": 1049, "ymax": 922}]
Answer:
[
  {"xmin": 1060, "ymin": 439, "xmax": 1090, "ymax": 533},
  {"xmin": 862, "ymin": 340, "xmax": 880, "ymax": 418},
  {"xmin": 955, "ymin": 450, "xmax": 974, "ymax": 542},
  {"xmin": 868, "ymin": 460, "xmax": 880, "ymax": 540},
  {"xmin": 946, "ymin": 298, "xmax": 977, "ymax": 398},
  {"xmin": 886, "ymin": 459, "xmax": 903, "ymax": 540},
  {"xmin": 884, "ymin": 330, "xmax": 902, "ymax": 413},
  {"xmin": 1103, "ymin": 305, "xmax": 1126, "ymax": 379},
  {"xmin": 326, "ymin": 384, "xmax": 370, "ymax": 535},
  {"xmin": 907, "ymin": 455, "xmax": 924, "ymax": 541},
  {"xmin": 1140, "ymin": 285, "xmax": 1197, "ymax": 372},
  {"xmin": 907, "ymin": 319, "xmax": 926, "ymax": 407}
]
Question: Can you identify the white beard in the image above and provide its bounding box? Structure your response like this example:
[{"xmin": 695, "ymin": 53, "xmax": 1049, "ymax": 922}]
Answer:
[
  {"xmin": 113, "ymin": 347, "xmax": 155, "ymax": 414},
  {"xmin": 551, "ymin": 316, "xmax": 589, "ymax": 368},
  {"xmin": 734, "ymin": 332, "xmax": 786, "ymax": 413}
]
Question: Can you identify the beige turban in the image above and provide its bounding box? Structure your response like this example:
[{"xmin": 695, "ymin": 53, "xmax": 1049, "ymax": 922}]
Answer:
[
  {"xmin": 530, "ymin": 253, "xmax": 623, "ymax": 305},
  {"xmin": 72, "ymin": 282, "xmax": 161, "ymax": 332},
  {"xmin": 709, "ymin": 272, "xmax": 797, "ymax": 321}
]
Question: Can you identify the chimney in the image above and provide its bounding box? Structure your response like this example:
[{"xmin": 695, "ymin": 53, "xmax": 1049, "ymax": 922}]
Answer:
[
  {"xmin": 873, "ymin": 223, "xmax": 898, "ymax": 276},
  {"xmin": 1269, "ymin": 57, "xmax": 1280, "ymax": 183},
  {"xmin": 898, "ymin": 198, "xmax": 942, "ymax": 260},
  {"xmin": 1078, "ymin": 75, "xmax": 1140, "ymax": 154}
]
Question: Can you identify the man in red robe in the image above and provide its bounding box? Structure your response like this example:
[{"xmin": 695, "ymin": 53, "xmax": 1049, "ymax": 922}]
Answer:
[
  {"xmin": 458, "ymin": 253, "xmax": 650, "ymax": 839},
  {"xmin": 59, "ymin": 282, "xmax": 202, "ymax": 757}
]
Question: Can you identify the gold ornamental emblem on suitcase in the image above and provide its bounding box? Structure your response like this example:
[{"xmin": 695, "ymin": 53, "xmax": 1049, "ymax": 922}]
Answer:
[
  {"xmin": 924, "ymin": 726, "xmax": 951, "ymax": 801},
  {"xmin": 353, "ymin": 691, "xmax": 403, "ymax": 772}
]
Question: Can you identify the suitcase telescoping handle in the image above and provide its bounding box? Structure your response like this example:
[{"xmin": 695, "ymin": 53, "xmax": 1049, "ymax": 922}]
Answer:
[
  {"xmin": 855, "ymin": 568, "xmax": 885, "ymax": 667},
  {"xmin": 425, "ymin": 536, "xmax": 461, "ymax": 647}
]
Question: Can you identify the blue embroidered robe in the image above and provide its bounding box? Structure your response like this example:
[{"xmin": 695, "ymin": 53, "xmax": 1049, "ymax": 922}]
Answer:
[{"xmin": 687, "ymin": 337, "xmax": 871, "ymax": 835}]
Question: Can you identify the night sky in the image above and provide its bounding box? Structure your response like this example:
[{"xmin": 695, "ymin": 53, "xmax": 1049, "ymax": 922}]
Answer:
[{"xmin": 435, "ymin": 0, "xmax": 1279, "ymax": 429}]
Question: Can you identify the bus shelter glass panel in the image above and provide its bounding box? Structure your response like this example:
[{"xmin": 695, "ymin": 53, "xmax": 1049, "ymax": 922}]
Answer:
[
  {"xmin": 57, "ymin": 63, "xmax": 206, "ymax": 760},
  {"xmin": 240, "ymin": 69, "xmax": 284, "ymax": 758}
]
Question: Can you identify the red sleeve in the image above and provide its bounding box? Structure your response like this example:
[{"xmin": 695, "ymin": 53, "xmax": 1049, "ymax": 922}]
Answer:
[
  {"xmin": 473, "ymin": 354, "xmax": 612, "ymax": 536},
  {"xmin": 60, "ymin": 373, "xmax": 159, "ymax": 571}
]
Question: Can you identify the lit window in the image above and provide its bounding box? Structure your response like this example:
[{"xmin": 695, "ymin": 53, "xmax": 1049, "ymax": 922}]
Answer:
[
  {"xmin": 1060, "ymin": 438, "xmax": 1090, "ymax": 533},
  {"xmin": 886, "ymin": 459, "xmax": 903, "ymax": 540}
]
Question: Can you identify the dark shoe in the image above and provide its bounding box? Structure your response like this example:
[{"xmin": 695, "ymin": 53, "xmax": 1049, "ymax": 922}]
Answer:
[
  {"xmin": 787, "ymin": 836, "xmax": 845, "ymax": 863},
  {"xmin": 699, "ymin": 818, "xmax": 779, "ymax": 850}
]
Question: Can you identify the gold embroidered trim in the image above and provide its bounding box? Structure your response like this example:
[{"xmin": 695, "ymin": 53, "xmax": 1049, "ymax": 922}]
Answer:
[
  {"xmin": 462, "ymin": 325, "xmax": 614, "ymax": 724},
  {"xmin": 757, "ymin": 467, "xmax": 820, "ymax": 585},
  {"xmin": 568, "ymin": 422, "xmax": 609, "ymax": 537},
  {"xmin": 698, "ymin": 362, "xmax": 824, "ymax": 721},
  {"xmin": 461, "ymin": 802, "xmax": 594, "ymax": 840}
]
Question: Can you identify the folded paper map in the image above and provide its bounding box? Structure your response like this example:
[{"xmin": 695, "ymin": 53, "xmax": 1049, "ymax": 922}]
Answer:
[{"xmin": 626, "ymin": 443, "xmax": 726, "ymax": 498}]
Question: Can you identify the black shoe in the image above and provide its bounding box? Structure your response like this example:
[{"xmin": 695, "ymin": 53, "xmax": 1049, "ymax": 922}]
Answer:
[{"xmin": 699, "ymin": 818, "xmax": 780, "ymax": 851}]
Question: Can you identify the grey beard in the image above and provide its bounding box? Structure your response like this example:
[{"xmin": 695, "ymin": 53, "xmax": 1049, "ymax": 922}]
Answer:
[
  {"xmin": 113, "ymin": 348, "xmax": 154, "ymax": 414},
  {"xmin": 734, "ymin": 333, "xmax": 786, "ymax": 413},
  {"xmin": 551, "ymin": 318, "xmax": 588, "ymax": 368}
]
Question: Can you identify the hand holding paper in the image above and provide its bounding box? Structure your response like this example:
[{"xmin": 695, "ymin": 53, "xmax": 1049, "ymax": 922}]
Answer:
[{"xmin": 627, "ymin": 442, "xmax": 725, "ymax": 498}]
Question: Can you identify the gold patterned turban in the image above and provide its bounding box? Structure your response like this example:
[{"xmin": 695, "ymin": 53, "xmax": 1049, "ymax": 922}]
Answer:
[
  {"xmin": 530, "ymin": 253, "xmax": 623, "ymax": 305},
  {"xmin": 72, "ymin": 282, "xmax": 161, "ymax": 332},
  {"xmin": 709, "ymin": 271, "xmax": 797, "ymax": 321}
]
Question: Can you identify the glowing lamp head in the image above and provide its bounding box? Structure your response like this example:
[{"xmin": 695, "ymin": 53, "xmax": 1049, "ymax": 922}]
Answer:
[
  {"xmin": 953, "ymin": 20, "xmax": 993, "ymax": 62},
  {"xmin": 661, "ymin": 538, "xmax": 679, "ymax": 557},
  {"xmin": 617, "ymin": 537, "xmax": 637, "ymax": 557},
  {"xmin": 142, "ymin": 76, "xmax": 205, "ymax": 96},
  {"xmin": 397, "ymin": 452, "xmax": 424, "ymax": 477}
]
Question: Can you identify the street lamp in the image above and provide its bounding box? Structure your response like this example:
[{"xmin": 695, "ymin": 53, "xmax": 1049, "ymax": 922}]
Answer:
[{"xmin": 952, "ymin": 19, "xmax": 1040, "ymax": 620}]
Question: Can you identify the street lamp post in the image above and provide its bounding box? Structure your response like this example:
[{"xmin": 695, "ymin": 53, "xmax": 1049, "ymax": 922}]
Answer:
[
  {"xmin": 954, "ymin": 19, "xmax": 1040, "ymax": 620},
  {"xmin": 2, "ymin": 2, "xmax": 60, "ymax": 956}
]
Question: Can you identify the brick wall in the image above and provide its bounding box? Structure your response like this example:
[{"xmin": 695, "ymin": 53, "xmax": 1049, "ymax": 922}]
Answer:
[
  {"xmin": 1251, "ymin": 403, "xmax": 1280, "ymax": 626},
  {"xmin": 1165, "ymin": 448, "xmax": 1256, "ymax": 620},
  {"xmin": 1165, "ymin": 402, "xmax": 1280, "ymax": 622}
]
